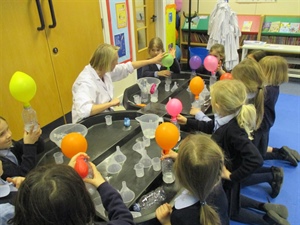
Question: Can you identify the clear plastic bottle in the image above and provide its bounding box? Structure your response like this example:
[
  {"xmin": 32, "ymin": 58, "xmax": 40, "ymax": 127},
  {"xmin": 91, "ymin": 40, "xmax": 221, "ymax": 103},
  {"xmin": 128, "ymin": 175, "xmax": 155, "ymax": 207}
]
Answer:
[
  {"xmin": 132, "ymin": 186, "xmax": 166, "ymax": 212},
  {"xmin": 22, "ymin": 105, "xmax": 38, "ymax": 132},
  {"xmin": 171, "ymin": 120, "xmax": 181, "ymax": 142},
  {"xmin": 162, "ymin": 157, "xmax": 175, "ymax": 184},
  {"xmin": 200, "ymin": 84, "xmax": 210, "ymax": 101},
  {"xmin": 209, "ymin": 74, "xmax": 217, "ymax": 88}
]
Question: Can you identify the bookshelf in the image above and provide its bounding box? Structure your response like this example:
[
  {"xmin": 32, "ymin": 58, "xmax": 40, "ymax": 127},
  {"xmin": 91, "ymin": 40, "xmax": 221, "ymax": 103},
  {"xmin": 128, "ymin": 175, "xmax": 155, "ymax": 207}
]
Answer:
[
  {"xmin": 260, "ymin": 15, "xmax": 300, "ymax": 45},
  {"xmin": 180, "ymin": 14, "xmax": 210, "ymax": 64},
  {"xmin": 237, "ymin": 15, "xmax": 263, "ymax": 47}
]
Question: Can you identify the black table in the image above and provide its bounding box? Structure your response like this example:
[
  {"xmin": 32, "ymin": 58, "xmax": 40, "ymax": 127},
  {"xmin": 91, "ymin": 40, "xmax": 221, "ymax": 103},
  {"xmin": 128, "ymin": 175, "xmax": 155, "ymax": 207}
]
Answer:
[{"xmin": 38, "ymin": 111, "xmax": 186, "ymax": 224}]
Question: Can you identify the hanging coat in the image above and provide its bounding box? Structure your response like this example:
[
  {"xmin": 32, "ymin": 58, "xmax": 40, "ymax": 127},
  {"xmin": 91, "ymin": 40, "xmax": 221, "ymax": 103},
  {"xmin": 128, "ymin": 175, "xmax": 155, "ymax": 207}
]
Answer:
[{"xmin": 207, "ymin": 0, "xmax": 241, "ymax": 70}]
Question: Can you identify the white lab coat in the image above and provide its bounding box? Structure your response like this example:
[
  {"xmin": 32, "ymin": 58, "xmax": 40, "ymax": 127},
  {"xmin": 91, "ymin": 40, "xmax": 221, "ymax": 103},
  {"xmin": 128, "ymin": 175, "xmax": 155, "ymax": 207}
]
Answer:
[
  {"xmin": 72, "ymin": 63, "xmax": 134, "ymax": 123},
  {"xmin": 207, "ymin": 0, "xmax": 241, "ymax": 70}
]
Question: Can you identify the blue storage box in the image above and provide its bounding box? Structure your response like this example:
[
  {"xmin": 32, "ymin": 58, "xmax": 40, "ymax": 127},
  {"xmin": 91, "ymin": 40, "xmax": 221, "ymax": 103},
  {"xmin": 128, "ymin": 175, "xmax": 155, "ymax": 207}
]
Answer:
[{"xmin": 189, "ymin": 47, "xmax": 209, "ymax": 63}]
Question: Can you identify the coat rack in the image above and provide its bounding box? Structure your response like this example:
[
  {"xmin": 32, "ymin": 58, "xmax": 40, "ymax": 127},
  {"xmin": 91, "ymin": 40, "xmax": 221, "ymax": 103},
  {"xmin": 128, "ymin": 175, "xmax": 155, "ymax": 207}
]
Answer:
[{"xmin": 182, "ymin": 0, "xmax": 198, "ymax": 70}]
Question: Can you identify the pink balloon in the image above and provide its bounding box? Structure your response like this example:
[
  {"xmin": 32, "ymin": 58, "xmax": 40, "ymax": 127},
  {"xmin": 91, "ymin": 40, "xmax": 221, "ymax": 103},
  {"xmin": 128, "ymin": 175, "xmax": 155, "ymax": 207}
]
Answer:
[
  {"xmin": 203, "ymin": 55, "xmax": 219, "ymax": 73},
  {"xmin": 175, "ymin": 0, "xmax": 183, "ymax": 12},
  {"xmin": 166, "ymin": 98, "xmax": 183, "ymax": 121},
  {"xmin": 189, "ymin": 56, "xmax": 202, "ymax": 70}
]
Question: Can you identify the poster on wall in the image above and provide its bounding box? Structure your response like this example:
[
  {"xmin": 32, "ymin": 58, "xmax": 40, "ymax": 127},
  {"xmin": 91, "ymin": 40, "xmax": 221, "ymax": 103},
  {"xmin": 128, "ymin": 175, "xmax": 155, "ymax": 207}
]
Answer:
[
  {"xmin": 106, "ymin": 0, "xmax": 132, "ymax": 63},
  {"xmin": 165, "ymin": 4, "xmax": 176, "ymax": 51}
]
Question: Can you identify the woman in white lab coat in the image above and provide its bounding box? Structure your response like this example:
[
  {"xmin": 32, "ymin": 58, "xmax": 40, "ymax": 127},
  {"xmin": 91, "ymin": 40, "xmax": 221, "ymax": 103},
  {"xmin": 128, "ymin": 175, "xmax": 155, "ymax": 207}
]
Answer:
[{"xmin": 72, "ymin": 43, "xmax": 165, "ymax": 123}]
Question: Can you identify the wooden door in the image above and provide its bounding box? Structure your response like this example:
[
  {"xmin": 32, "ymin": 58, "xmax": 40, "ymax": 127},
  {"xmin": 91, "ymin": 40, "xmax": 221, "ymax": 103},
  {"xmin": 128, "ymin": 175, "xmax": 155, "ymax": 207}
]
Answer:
[
  {"xmin": 0, "ymin": 0, "xmax": 64, "ymax": 139},
  {"xmin": 43, "ymin": 0, "xmax": 104, "ymax": 114},
  {"xmin": 132, "ymin": 0, "xmax": 156, "ymax": 61}
]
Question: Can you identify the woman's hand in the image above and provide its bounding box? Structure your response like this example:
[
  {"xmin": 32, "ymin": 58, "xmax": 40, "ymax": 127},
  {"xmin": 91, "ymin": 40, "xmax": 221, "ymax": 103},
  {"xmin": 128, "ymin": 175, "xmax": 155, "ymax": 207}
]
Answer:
[
  {"xmin": 6, "ymin": 176, "xmax": 25, "ymax": 189},
  {"xmin": 176, "ymin": 114, "xmax": 187, "ymax": 125},
  {"xmin": 110, "ymin": 98, "xmax": 120, "ymax": 107},
  {"xmin": 151, "ymin": 52, "xmax": 167, "ymax": 64},
  {"xmin": 84, "ymin": 162, "xmax": 106, "ymax": 188},
  {"xmin": 23, "ymin": 125, "xmax": 42, "ymax": 144},
  {"xmin": 155, "ymin": 203, "xmax": 172, "ymax": 225}
]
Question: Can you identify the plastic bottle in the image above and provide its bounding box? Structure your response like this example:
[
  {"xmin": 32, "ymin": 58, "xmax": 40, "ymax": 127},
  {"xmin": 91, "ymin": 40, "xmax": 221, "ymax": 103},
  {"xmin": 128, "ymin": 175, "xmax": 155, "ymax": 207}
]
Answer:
[
  {"xmin": 200, "ymin": 84, "xmax": 210, "ymax": 101},
  {"xmin": 171, "ymin": 120, "xmax": 181, "ymax": 142},
  {"xmin": 162, "ymin": 157, "xmax": 175, "ymax": 184},
  {"xmin": 132, "ymin": 186, "xmax": 166, "ymax": 212},
  {"xmin": 22, "ymin": 105, "xmax": 38, "ymax": 132},
  {"xmin": 209, "ymin": 74, "xmax": 217, "ymax": 88}
]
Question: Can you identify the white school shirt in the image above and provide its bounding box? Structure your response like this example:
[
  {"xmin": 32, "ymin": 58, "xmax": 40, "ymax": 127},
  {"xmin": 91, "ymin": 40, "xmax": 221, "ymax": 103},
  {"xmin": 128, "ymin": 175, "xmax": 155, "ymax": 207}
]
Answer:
[{"xmin": 72, "ymin": 63, "xmax": 134, "ymax": 123}]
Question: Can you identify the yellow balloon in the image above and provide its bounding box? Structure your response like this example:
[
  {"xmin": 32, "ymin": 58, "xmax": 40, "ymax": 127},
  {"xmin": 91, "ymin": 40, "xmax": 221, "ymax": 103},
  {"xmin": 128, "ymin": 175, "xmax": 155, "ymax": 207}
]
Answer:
[{"xmin": 9, "ymin": 71, "xmax": 37, "ymax": 105}]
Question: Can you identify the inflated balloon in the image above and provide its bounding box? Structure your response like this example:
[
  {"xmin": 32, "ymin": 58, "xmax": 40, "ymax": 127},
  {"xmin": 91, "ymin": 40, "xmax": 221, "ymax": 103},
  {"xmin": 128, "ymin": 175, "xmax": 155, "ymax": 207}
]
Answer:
[
  {"xmin": 175, "ymin": 45, "xmax": 181, "ymax": 61},
  {"xmin": 9, "ymin": 71, "xmax": 37, "ymax": 106},
  {"xmin": 189, "ymin": 56, "xmax": 202, "ymax": 70},
  {"xmin": 61, "ymin": 132, "xmax": 88, "ymax": 158},
  {"xmin": 220, "ymin": 73, "xmax": 233, "ymax": 80},
  {"xmin": 166, "ymin": 98, "xmax": 183, "ymax": 121},
  {"xmin": 161, "ymin": 53, "xmax": 174, "ymax": 70},
  {"xmin": 175, "ymin": 0, "xmax": 183, "ymax": 12},
  {"xmin": 155, "ymin": 122, "xmax": 180, "ymax": 154},
  {"xmin": 203, "ymin": 55, "xmax": 219, "ymax": 73},
  {"xmin": 189, "ymin": 76, "xmax": 204, "ymax": 100}
]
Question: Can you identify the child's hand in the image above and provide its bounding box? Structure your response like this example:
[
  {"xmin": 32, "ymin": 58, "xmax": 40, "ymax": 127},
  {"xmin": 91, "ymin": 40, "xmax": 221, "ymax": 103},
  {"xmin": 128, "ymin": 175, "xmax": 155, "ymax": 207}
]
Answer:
[
  {"xmin": 221, "ymin": 166, "xmax": 231, "ymax": 180},
  {"xmin": 169, "ymin": 48, "xmax": 176, "ymax": 58},
  {"xmin": 84, "ymin": 162, "xmax": 106, "ymax": 188},
  {"xmin": 6, "ymin": 176, "xmax": 25, "ymax": 189},
  {"xmin": 68, "ymin": 152, "xmax": 89, "ymax": 168},
  {"xmin": 155, "ymin": 203, "xmax": 172, "ymax": 225},
  {"xmin": 23, "ymin": 125, "xmax": 42, "ymax": 144},
  {"xmin": 190, "ymin": 107, "xmax": 201, "ymax": 115},
  {"xmin": 158, "ymin": 70, "xmax": 171, "ymax": 77},
  {"xmin": 161, "ymin": 149, "xmax": 178, "ymax": 161},
  {"xmin": 176, "ymin": 114, "xmax": 187, "ymax": 125}
]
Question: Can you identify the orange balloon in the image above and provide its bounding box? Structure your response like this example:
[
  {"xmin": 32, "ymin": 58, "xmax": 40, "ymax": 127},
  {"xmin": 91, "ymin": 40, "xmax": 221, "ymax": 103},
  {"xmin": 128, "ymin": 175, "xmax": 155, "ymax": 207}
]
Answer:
[
  {"xmin": 61, "ymin": 132, "xmax": 88, "ymax": 158},
  {"xmin": 155, "ymin": 122, "xmax": 179, "ymax": 154},
  {"xmin": 189, "ymin": 76, "xmax": 204, "ymax": 99},
  {"xmin": 220, "ymin": 73, "xmax": 233, "ymax": 80}
]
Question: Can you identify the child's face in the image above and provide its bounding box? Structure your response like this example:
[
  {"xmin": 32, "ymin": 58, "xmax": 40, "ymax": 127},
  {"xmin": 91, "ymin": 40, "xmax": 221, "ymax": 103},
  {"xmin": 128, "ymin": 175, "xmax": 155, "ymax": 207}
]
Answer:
[
  {"xmin": 0, "ymin": 119, "xmax": 12, "ymax": 150},
  {"xmin": 149, "ymin": 45, "xmax": 163, "ymax": 58}
]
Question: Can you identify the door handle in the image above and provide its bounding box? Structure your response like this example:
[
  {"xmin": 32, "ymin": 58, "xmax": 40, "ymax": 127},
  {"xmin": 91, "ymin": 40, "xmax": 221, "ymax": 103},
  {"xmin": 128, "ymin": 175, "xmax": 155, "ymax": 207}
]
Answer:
[
  {"xmin": 35, "ymin": 0, "xmax": 45, "ymax": 31},
  {"xmin": 150, "ymin": 15, "xmax": 157, "ymax": 22},
  {"xmin": 48, "ymin": 0, "xmax": 57, "ymax": 28}
]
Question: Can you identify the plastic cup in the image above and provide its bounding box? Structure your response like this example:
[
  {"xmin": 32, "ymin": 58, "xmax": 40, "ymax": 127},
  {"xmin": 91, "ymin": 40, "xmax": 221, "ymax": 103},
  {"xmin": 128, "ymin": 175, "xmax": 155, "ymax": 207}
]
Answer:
[
  {"xmin": 152, "ymin": 157, "xmax": 161, "ymax": 171},
  {"xmin": 150, "ymin": 89, "xmax": 158, "ymax": 102},
  {"xmin": 53, "ymin": 152, "xmax": 64, "ymax": 164},
  {"xmin": 133, "ymin": 95, "xmax": 141, "ymax": 104},
  {"xmin": 105, "ymin": 115, "xmax": 112, "ymax": 126},
  {"xmin": 143, "ymin": 136, "xmax": 150, "ymax": 147},
  {"xmin": 165, "ymin": 84, "xmax": 170, "ymax": 92},
  {"xmin": 106, "ymin": 162, "xmax": 122, "ymax": 174},
  {"xmin": 134, "ymin": 163, "xmax": 144, "ymax": 178}
]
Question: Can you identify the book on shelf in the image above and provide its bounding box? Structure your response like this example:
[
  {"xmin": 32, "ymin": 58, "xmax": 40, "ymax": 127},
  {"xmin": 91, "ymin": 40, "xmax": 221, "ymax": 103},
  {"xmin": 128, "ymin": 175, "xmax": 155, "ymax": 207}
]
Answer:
[
  {"xmin": 241, "ymin": 21, "xmax": 253, "ymax": 32},
  {"xmin": 289, "ymin": 23, "xmax": 300, "ymax": 33},
  {"xmin": 183, "ymin": 16, "xmax": 200, "ymax": 29},
  {"xmin": 268, "ymin": 21, "xmax": 281, "ymax": 32},
  {"xmin": 262, "ymin": 22, "xmax": 271, "ymax": 32},
  {"xmin": 279, "ymin": 22, "xmax": 290, "ymax": 33}
]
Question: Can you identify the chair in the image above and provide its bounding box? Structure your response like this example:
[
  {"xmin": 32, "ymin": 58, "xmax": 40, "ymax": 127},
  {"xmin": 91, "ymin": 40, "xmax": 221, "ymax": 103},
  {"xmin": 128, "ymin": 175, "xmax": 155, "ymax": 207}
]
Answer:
[{"xmin": 122, "ymin": 83, "xmax": 140, "ymax": 110}]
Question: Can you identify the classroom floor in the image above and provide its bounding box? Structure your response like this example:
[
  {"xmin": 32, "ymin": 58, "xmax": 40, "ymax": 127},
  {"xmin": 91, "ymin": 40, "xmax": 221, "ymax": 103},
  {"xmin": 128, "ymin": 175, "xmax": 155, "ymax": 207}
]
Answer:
[{"xmin": 231, "ymin": 79, "xmax": 300, "ymax": 225}]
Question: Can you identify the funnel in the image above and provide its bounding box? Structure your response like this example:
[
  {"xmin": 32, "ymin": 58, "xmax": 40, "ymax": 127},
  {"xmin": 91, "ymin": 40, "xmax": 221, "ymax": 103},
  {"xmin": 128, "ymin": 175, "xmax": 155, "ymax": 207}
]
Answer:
[
  {"xmin": 49, "ymin": 124, "xmax": 88, "ymax": 148},
  {"xmin": 120, "ymin": 181, "xmax": 135, "ymax": 204},
  {"xmin": 135, "ymin": 114, "xmax": 164, "ymax": 139},
  {"xmin": 137, "ymin": 77, "xmax": 161, "ymax": 103}
]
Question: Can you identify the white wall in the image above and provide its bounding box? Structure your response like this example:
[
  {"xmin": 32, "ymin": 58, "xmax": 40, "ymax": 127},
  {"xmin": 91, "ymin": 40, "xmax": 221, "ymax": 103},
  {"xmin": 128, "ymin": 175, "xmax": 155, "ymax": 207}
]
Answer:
[{"xmin": 181, "ymin": 0, "xmax": 300, "ymax": 15}]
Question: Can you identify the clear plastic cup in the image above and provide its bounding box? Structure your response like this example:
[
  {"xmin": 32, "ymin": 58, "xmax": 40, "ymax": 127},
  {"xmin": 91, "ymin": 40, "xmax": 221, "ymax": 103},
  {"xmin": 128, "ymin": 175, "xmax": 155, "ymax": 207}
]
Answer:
[
  {"xmin": 105, "ymin": 115, "xmax": 112, "ymax": 126},
  {"xmin": 165, "ymin": 84, "xmax": 170, "ymax": 92},
  {"xmin": 150, "ymin": 89, "xmax": 158, "ymax": 102},
  {"xmin": 133, "ymin": 95, "xmax": 141, "ymax": 104},
  {"xmin": 53, "ymin": 152, "xmax": 64, "ymax": 164},
  {"xmin": 106, "ymin": 162, "xmax": 122, "ymax": 174},
  {"xmin": 143, "ymin": 136, "xmax": 150, "ymax": 147},
  {"xmin": 152, "ymin": 157, "xmax": 161, "ymax": 171},
  {"xmin": 134, "ymin": 163, "xmax": 145, "ymax": 178}
]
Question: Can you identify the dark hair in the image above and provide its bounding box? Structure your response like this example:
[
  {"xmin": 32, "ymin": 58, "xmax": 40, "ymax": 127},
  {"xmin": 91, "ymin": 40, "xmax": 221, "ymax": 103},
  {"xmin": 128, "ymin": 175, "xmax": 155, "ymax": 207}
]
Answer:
[{"xmin": 9, "ymin": 164, "xmax": 96, "ymax": 225}]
